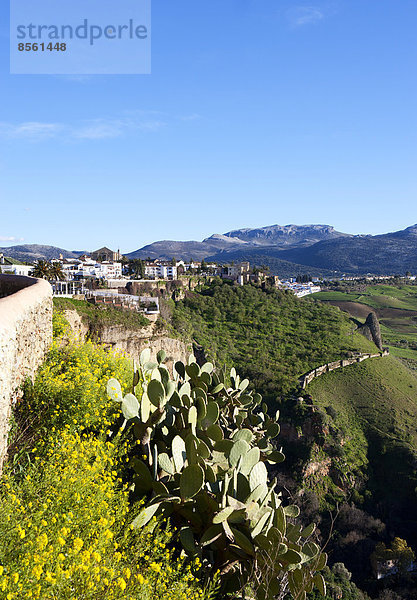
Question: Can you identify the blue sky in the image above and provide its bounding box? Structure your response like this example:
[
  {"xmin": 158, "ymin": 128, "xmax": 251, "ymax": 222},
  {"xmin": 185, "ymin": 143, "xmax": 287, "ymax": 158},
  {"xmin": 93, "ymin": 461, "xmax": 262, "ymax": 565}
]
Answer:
[{"xmin": 1, "ymin": 0, "xmax": 416, "ymax": 252}]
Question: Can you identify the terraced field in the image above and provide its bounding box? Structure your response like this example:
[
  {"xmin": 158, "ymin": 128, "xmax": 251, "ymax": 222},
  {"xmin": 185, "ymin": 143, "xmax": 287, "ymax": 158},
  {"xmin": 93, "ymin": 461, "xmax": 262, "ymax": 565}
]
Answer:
[{"xmin": 312, "ymin": 284, "xmax": 417, "ymax": 363}]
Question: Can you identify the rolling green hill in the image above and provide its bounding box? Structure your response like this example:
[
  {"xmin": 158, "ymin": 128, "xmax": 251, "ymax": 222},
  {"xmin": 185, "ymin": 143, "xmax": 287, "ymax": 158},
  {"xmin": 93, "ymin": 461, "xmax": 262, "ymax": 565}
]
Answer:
[
  {"xmin": 172, "ymin": 281, "xmax": 378, "ymax": 397},
  {"xmin": 170, "ymin": 280, "xmax": 417, "ymax": 595},
  {"xmin": 308, "ymin": 355, "xmax": 417, "ymax": 559},
  {"xmin": 313, "ymin": 284, "xmax": 417, "ymax": 364}
]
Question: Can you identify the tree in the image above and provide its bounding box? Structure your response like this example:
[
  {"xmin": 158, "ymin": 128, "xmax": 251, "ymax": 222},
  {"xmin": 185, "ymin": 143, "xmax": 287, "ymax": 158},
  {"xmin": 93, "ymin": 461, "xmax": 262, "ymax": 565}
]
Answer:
[
  {"xmin": 371, "ymin": 538, "xmax": 415, "ymax": 577},
  {"xmin": 31, "ymin": 260, "xmax": 51, "ymax": 279},
  {"xmin": 128, "ymin": 259, "xmax": 145, "ymax": 279},
  {"xmin": 49, "ymin": 262, "xmax": 66, "ymax": 281},
  {"xmin": 107, "ymin": 351, "xmax": 328, "ymax": 600}
]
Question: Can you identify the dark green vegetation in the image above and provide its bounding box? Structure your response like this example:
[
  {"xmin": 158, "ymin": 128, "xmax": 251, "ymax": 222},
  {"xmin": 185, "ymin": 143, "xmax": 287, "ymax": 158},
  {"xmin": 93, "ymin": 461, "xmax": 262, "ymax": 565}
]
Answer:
[
  {"xmin": 310, "ymin": 355, "xmax": 417, "ymax": 501},
  {"xmin": 172, "ymin": 281, "xmax": 377, "ymax": 397},
  {"xmin": 169, "ymin": 280, "xmax": 417, "ymax": 598},
  {"xmin": 53, "ymin": 297, "xmax": 149, "ymax": 332},
  {"xmin": 308, "ymin": 356, "xmax": 417, "ymax": 597},
  {"xmin": 310, "ymin": 563, "xmax": 370, "ymax": 600},
  {"xmin": 110, "ymin": 350, "xmax": 327, "ymax": 600}
]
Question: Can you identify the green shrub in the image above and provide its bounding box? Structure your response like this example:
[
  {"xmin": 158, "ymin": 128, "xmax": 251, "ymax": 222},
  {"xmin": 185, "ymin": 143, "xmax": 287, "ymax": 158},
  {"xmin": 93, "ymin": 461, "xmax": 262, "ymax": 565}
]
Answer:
[
  {"xmin": 53, "ymin": 298, "xmax": 150, "ymax": 332},
  {"xmin": 107, "ymin": 349, "xmax": 327, "ymax": 600},
  {"xmin": 171, "ymin": 281, "xmax": 376, "ymax": 399}
]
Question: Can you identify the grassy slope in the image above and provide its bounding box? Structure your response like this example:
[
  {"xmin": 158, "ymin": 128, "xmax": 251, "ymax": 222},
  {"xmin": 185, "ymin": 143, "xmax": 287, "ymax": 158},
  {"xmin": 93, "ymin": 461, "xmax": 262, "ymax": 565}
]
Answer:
[
  {"xmin": 309, "ymin": 356, "xmax": 417, "ymax": 447},
  {"xmin": 308, "ymin": 355, "xmax": 417, "ymax": 537},
  {"xmin": 314, "ymin": 285, "xmax": 417, "ymax": 363},
  {"xmin": 311, "ymin": 291, "xmax": 362, "ymax": 301},
  {"xmin": 172, "ymin": 282, "xmax": 378, "ymax": 397},
  {"xmin": 170, "ymin": 282, "xmax": 417, "ymax": 590}
]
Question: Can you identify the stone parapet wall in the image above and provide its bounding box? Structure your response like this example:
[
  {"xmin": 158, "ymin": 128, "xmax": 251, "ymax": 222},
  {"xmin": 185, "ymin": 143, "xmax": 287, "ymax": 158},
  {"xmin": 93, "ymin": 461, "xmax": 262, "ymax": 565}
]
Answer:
[
  {"xmin": 299, "ymin": 349, "xmax": 389, "ymax": 389},
  {"xmin": 0, "ymin": 274, "xmax": 37, "ymax": 298},
  {"xmin": 0, "ymin": 275, "xmax": 53, "ymax": 471}
]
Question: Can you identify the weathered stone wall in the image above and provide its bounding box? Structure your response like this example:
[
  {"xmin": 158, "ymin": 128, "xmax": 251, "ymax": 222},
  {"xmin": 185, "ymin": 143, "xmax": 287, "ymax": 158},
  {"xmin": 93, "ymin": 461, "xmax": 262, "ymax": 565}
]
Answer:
[
  {"xmin": 0, "ymin": 275, "xmax": 53, "ymax": 470},
  {"xmin": 127, "ymin": 276, "xmax": 215, "ymax": 300},
  {"xmin": 299, "ymin": 349, "xmax": 389, "ymax": 389}
]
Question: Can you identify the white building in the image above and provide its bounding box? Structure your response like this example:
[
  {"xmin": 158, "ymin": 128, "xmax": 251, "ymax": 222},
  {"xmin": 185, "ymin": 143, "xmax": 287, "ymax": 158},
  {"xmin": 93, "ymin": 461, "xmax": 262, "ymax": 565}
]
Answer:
[
  {"xmin": 144, "ymin": 262, "xmax": 177, "ymax": 280},
  {"xmin": 60, "ymin": 259, "xmax": 122, "ymax": 280},
  {"xmin": 95, "ymin": 261, "xmax": 123, "ymax": 279},
  {"xmin": 0, "ymin": 254, "xmax": 33, "ymax": 276},
  {"xmin": 279, "ymin": 281, "xmax": 321, "ymax": 298},
  {"xmin": 221, "ymin": 262, "xmax": 251, "ymax": 285},
  {"xmin": 0, "ymin": 263, "xmax": 33, "ymax": 277}
]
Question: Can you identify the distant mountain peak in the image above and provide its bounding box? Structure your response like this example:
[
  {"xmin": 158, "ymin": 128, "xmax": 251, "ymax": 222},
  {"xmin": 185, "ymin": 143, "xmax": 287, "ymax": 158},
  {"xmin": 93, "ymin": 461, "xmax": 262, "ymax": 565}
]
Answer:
[
  {"xmin": 220, "ymin": 223, "xmax": 350, "ymax": 247},
  {"xmin": 203, "ymin": 233, "xmax": 248, "ymax": 244}
]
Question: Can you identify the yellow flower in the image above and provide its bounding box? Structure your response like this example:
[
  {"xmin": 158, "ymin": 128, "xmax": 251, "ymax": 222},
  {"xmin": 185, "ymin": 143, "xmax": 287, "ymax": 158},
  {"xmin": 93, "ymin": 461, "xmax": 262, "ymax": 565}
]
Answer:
[
  {"xmin": 150, "ymin": 562, "xmax": 161, "ymax": 573},
  {"xmin": 32, "ymin": 565, "xmax": 43, "ymax": 580},
  {"xmin": 36, "ymin": 533, "xmax": 48, "ymax": 551},
  {"xmin": 73, "ymin": 537, "xmax": 84, "ymax": 553},
  {"xmin": 117, "ymin": 577, "xmax": 127, "ymax": 591},
  {"xmin": 45, "ymin": 571, "xmax": 55, "ymax": 583}
]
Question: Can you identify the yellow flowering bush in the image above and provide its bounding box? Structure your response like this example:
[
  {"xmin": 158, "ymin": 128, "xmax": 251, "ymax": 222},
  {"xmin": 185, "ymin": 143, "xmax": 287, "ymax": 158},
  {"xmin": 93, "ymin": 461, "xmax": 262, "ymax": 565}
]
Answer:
[
  {"xmin": 0, "ymin": 337, "xmax": 217, "ymax": 600},
  {"xmin": 52, "ymin": 310, "xmax": 71, "ymax": 339},
  {"xmin": 0, "ymin": 432, "xmax": 214, "ymax": 599},
  {"xmin": 15, "ymin": 339, "xmax": 132, "ymax": 442}
]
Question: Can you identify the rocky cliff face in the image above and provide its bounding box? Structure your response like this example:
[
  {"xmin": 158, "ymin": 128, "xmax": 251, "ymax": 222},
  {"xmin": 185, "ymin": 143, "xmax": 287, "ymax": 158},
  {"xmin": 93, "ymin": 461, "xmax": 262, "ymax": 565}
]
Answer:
[
  {"xmin": 64, "ymin": 310, "xmax": 191, "ymax": 372},
  {"xmin": 358, "ymin": 312, "xmax": 383, "ymax": 350}
]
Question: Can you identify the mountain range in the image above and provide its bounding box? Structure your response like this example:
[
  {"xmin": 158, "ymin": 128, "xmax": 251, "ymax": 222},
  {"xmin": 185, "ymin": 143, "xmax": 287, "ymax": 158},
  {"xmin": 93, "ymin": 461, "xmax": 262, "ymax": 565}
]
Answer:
[
  {"xmin": 2, "ymin": 223, "xmax": 417, "ymax": 276},
  {"xmin": 126, "ymin": 224, "xmax": 350, "ymax": 261},
  {"xmin": 0, "ymin": 244, "xmax": 84, "ymax": 263}
]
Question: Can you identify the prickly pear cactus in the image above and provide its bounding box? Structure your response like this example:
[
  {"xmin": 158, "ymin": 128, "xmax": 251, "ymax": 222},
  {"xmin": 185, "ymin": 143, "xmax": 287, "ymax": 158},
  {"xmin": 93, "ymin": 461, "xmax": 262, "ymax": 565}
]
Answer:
[{"xmin": 107, "ymin": 349, "xmax": 326, "ymax": 600}]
